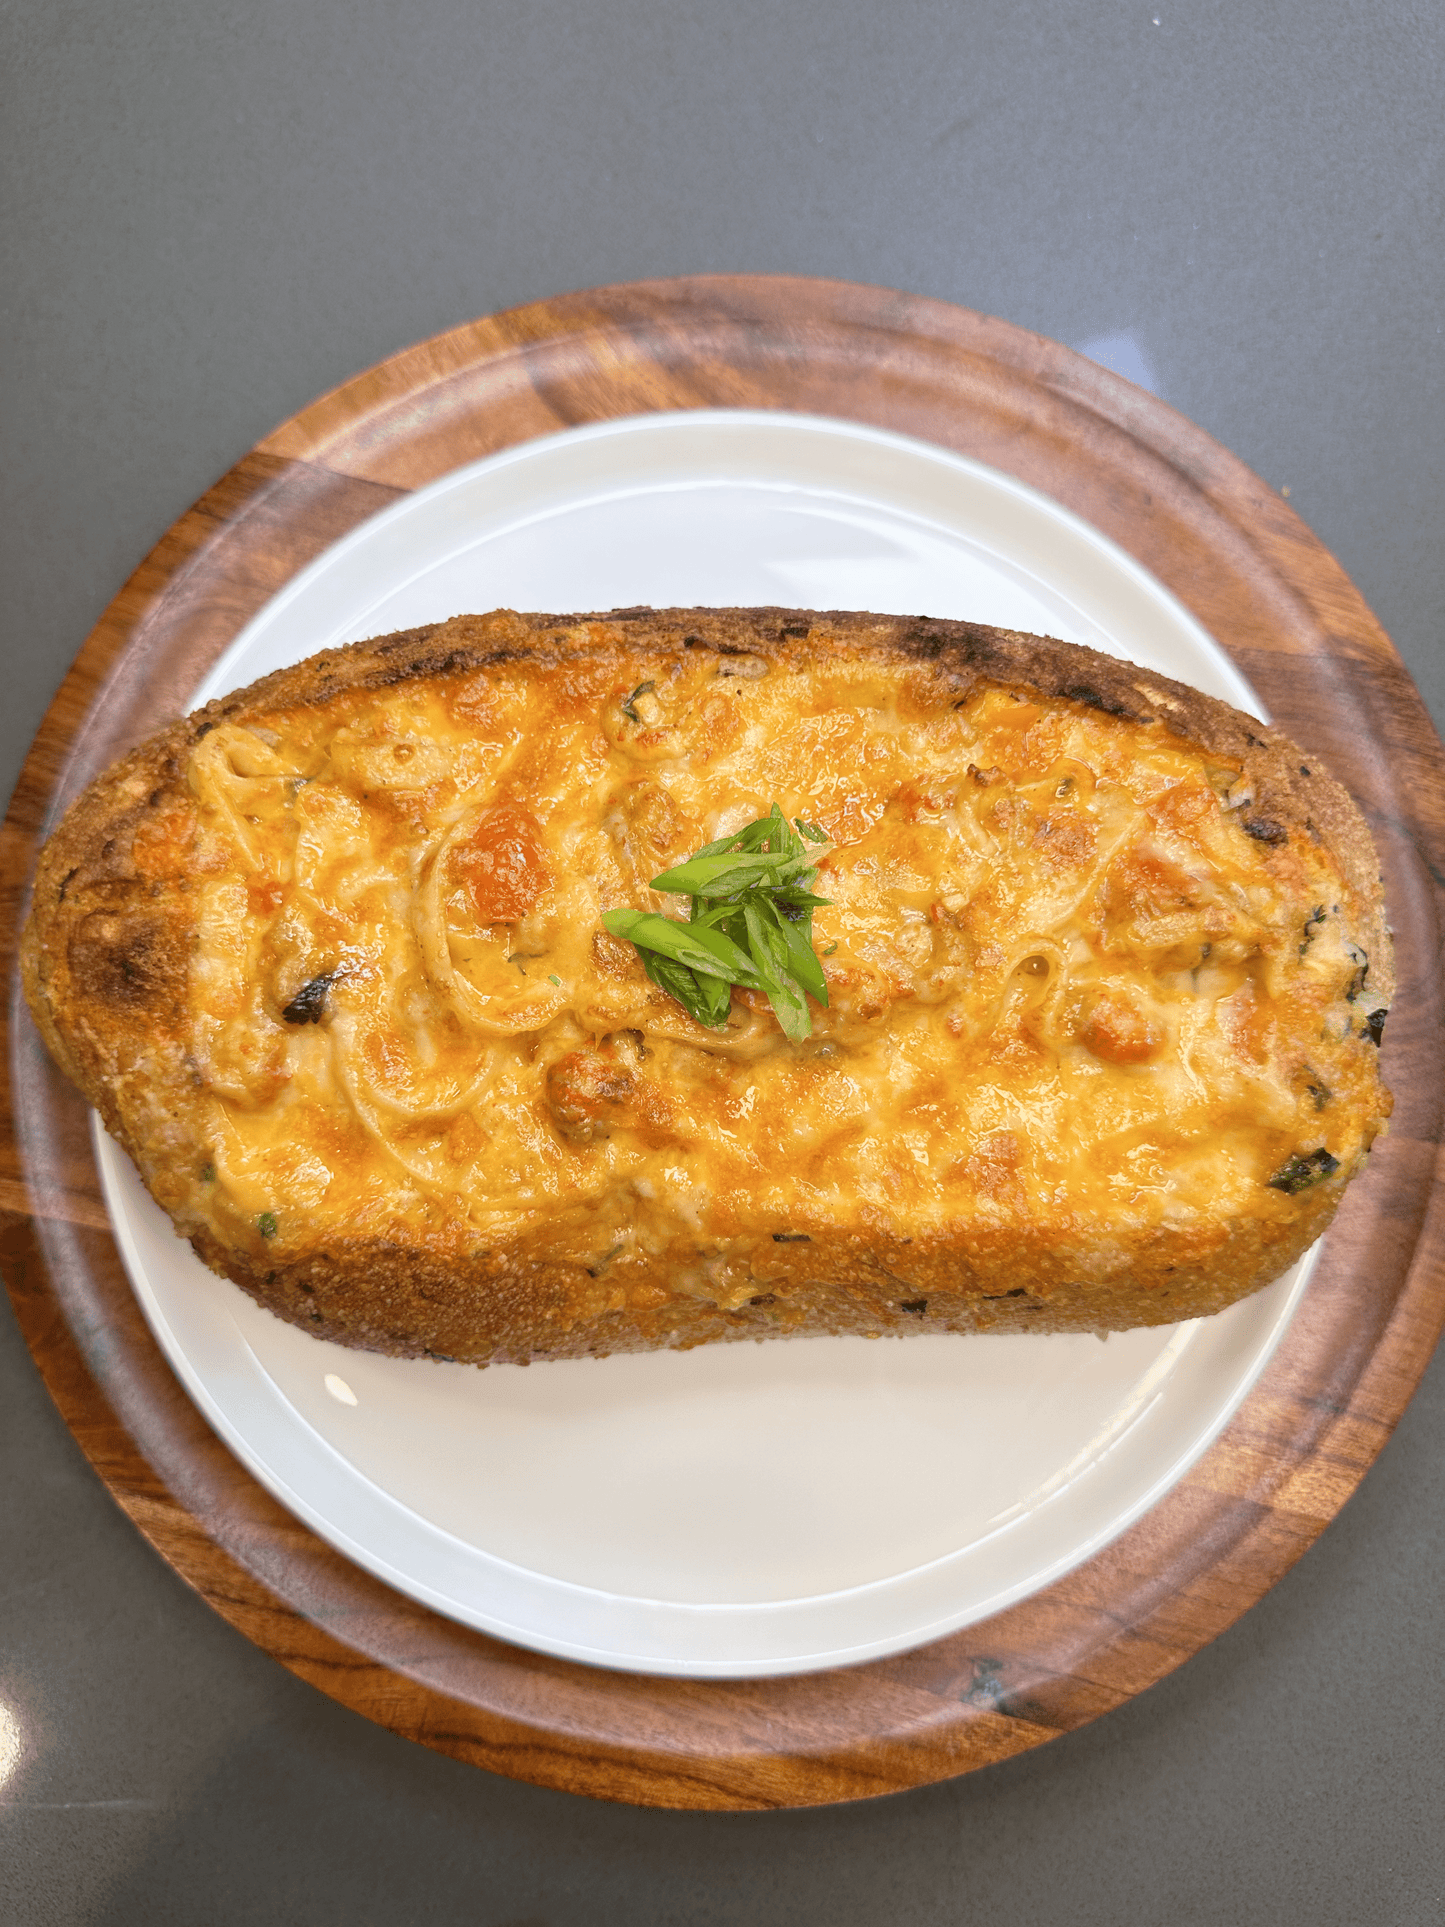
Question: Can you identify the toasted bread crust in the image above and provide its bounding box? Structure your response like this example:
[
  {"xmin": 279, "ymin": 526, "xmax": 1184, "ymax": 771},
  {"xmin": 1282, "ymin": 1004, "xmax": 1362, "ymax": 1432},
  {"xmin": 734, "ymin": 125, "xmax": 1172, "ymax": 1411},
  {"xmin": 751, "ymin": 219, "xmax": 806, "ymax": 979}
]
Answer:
[{"xmin": 22, "ymin": 609, "xmax": 1393, "ymax": 1361}]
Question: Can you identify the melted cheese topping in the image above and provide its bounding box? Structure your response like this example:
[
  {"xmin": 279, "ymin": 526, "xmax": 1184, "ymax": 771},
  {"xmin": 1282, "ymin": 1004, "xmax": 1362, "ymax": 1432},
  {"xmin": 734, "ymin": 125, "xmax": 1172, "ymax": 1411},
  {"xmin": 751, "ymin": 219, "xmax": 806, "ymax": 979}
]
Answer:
[{"xmin": 182, "ymin": 636, "xmax": 1386, "ymax": 1290}]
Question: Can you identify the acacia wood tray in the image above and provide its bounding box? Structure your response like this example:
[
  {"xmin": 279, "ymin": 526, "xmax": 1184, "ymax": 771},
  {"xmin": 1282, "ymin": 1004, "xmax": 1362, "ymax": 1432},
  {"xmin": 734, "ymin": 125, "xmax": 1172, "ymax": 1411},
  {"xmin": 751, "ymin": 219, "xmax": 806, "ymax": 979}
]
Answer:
[{"xmin": 4, "ymin": 276, "xmax": 1444, "ymax": 1810}]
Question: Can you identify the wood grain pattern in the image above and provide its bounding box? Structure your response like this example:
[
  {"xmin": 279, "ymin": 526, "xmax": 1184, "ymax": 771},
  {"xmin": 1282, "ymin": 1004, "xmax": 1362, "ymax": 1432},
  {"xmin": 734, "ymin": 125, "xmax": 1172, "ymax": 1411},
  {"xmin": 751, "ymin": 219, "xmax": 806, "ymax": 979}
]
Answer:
[{"xmin": 4, "ymin": 276, "xmax": 1444, "ymax": 1810}]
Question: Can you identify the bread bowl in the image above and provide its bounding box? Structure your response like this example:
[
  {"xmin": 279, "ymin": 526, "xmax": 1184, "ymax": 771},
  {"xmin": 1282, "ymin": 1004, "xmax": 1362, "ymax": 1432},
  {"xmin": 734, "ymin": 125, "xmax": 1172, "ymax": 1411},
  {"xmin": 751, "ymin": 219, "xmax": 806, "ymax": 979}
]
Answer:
[{"xmin": 21, "ymin": 606, "xmax": 1392, "ymax": 1364}]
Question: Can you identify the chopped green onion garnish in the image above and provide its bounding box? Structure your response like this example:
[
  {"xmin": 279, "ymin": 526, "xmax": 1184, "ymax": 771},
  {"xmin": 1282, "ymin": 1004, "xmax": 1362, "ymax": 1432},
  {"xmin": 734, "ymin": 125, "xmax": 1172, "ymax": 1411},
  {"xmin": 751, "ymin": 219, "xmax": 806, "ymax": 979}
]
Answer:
[{"xmin": 601, "ymin": 805, "xmax": 833, "ymax": 1038}]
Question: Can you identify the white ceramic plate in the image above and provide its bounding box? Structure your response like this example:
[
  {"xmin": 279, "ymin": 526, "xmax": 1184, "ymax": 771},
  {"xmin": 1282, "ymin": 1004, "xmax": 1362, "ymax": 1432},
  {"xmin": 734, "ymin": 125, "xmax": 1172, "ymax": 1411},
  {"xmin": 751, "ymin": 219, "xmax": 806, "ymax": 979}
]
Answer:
[{"xmin": 95, "ymin": 409, "xmax": 1312, "ymax": 1678}]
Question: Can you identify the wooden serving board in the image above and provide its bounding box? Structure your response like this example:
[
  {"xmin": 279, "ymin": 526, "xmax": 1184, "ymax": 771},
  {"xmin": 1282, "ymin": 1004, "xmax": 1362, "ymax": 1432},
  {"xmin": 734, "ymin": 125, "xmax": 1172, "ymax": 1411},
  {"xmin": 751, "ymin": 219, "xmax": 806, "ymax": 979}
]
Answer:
[{"xmin": 4, "ymin": 276, "xmax": 1444, "ymax": 1811}]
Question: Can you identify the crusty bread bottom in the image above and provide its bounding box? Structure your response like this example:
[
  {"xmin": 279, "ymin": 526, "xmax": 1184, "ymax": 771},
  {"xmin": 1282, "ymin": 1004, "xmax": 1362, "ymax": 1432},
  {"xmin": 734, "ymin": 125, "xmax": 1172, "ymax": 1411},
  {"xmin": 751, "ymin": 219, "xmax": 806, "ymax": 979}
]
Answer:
[{"xmin": 196, "ymin": 1187, "xmax": 1339, "ymax": 1366}]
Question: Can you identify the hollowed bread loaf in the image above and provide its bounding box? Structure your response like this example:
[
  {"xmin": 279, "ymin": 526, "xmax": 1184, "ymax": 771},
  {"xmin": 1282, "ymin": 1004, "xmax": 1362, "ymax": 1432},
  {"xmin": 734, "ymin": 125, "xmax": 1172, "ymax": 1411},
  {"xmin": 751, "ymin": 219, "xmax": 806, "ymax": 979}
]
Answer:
[{"xmin": 21, "ymin": 607, "xmax": 1393, "ymax": 1364}]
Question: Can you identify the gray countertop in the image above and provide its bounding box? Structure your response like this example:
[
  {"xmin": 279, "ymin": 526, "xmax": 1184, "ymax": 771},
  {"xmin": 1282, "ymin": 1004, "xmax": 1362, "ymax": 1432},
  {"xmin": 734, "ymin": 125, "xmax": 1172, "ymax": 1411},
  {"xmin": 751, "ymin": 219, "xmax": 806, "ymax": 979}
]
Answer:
[{"xmin": 3, "ymin": 4, "xmax": 1443, "ymax": 1921}]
